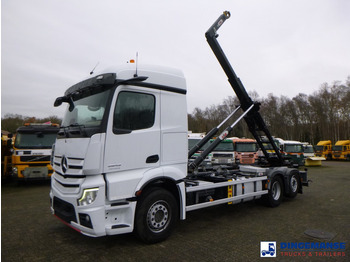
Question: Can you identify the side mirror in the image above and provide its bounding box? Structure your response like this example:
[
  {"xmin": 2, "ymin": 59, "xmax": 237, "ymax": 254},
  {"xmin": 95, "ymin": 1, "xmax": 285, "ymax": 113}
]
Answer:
[
  {"xmin": 54, "ymin": 96, "xmax": 75, "ymax": 111},
  {"xmin": 54, "ymin": 97, "xmax": 64, "ymax": 107}
]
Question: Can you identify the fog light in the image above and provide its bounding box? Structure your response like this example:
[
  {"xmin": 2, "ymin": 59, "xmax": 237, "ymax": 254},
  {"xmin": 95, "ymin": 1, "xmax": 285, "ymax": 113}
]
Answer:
[
  {"xmin": 79, "ymin": 213, "xmax": 93, "ymax": 228},
  {"xmin": 78, "ymin": 188, "xmax": 99, "ymax": 206}
]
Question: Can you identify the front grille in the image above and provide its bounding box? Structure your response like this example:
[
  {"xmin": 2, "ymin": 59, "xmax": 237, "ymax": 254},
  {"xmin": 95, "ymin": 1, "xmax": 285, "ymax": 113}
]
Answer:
[
  {"xmin": 55, "ymin": 171, "xmax": 86, "ymax": 179},
  {"xmin": 213, "ymin": 154, "xmax": 233, "ymax": 158},
  {"xmin": 53, "ymin": 197, "xmax": 77, "ymax": 223},
  {"xmin": 54, "ymin": 178, "xmax": 80, "ymax": 188},
  {"xmin": 53, "ymin": 155, "xmax": 84, "ymax": 176},
  {"xmin": 52, "ymin": 155, "xmax": 86, "ymax": 193},
  {"xmin": 20, "ymin": 155, "xmax": 51, "ymax": 162}
]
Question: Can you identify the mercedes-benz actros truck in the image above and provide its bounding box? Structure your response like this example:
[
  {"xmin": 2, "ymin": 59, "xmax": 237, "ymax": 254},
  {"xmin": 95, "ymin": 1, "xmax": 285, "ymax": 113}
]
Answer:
[{"xmin": 50, "ymin": 11, "xmax": 309, "ymax": 243}]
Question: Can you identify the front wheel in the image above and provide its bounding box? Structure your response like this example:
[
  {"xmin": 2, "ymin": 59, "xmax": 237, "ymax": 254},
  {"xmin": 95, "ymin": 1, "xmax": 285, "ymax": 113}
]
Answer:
[{"xmin": 134, "ymin": 188, "xmax": 178, "ymax": 244}]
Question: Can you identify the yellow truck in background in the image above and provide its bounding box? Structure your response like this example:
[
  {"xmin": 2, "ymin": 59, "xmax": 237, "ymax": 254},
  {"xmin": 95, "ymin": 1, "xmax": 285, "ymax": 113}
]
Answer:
[
  {"xmin": 11, "ymin": 123, "xmax": 59, "ymax": 180},
  {"xmin": 1, "ymin": 133, "xmax": 14, "ymax": 180},
  {"xmin": 332, "ymin": 140, "xmax": 350, "ymax": 161},
  {"xmin": 315, "ymin": 140, "xmax": 332, "ymax": 160}
]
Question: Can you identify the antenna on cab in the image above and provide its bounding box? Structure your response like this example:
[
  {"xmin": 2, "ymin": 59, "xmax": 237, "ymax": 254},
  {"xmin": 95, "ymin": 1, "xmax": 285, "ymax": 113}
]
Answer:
[
  {"xmin": 90, "ymin": 62, "xmax": 99, "ymax": 75},
  {"xmin": 128, "ymin": 52, "xmax": 139, "ymax": 77},
  {"xmin": 134, "ymin": 52, "xmax": 139, "ymax": 77}
]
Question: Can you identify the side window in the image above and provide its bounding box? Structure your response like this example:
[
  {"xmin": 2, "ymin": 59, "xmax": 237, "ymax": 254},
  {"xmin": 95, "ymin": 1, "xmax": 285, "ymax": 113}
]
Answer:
[{"xmin": 113, "ymin": 91, "xmax": 155, "ymax": 132}]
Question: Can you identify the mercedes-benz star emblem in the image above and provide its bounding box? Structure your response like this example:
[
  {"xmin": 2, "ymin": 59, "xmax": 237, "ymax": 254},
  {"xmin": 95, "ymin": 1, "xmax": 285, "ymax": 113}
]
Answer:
[{"xmin": 61, "ymin": 156, "xmax": 68, "ymax": 173}]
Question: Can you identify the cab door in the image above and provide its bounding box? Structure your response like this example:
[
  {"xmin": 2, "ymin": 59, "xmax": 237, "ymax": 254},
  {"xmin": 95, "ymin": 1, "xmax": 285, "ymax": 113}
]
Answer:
[{"xmin": 104, "ymin": 85, "xmax": 161, "ymax": 175}]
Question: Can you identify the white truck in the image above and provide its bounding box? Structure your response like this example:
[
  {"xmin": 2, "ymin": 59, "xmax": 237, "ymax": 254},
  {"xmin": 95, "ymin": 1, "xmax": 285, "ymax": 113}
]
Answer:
[
  {"xmin": 276, "ymin": 138, "xmax": 305, "ymax": 166},
  {"xmin": 50, "ymin": 11, "xmax": 309, "ymax": 243},
  {"xmin": 188, "ymin": 133, "xmax": 212, "ymax": 167}
]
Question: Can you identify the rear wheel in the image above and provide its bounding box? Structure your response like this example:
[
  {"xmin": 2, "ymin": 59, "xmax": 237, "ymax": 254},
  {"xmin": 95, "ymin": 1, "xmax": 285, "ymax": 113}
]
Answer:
[
  {"xmin": 264, "ymin": 176, "xmax": 284, "ymax": 207},
  {"xmin": 134, "ymin": 188, "xmax": 178, "ymax": 244},
  {"xmin": 286, "ymin": 173, "xmax": 300, "ymax": 198}
]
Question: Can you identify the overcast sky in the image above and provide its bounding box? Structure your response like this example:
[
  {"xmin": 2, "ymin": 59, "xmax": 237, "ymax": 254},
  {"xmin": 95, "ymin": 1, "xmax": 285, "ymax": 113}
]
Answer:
[{"xmin": 2, "ymin": 0, "xmax": 350, "ymax": 119}]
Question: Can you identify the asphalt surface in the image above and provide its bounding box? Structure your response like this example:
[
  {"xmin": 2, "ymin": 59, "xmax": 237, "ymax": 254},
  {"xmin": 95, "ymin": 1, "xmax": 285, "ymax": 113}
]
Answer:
[{"xmin": 2, "ymin": 161, "xmax": 349, "ymax": 262}]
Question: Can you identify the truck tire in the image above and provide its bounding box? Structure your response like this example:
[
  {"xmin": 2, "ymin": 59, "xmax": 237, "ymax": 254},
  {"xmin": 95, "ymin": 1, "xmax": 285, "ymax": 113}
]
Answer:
[
  {"xmin": 263, "ymin": 176, "xmax": 284, "ymax": 207},
  {"xmin": 134, "ymin": 188, "xmax": 178, "ymax": 244},
  {"xmin": 285, "ymin": 173, "xmax": 300, "ymax": 198}
]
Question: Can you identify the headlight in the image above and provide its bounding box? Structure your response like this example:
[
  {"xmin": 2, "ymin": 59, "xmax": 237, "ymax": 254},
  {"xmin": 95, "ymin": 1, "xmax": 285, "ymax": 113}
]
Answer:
[
  {"xmin": 78, "ymin": 188, "xmax": 99, "ymax": 206},
  {"xmin": 12, "ymin": 167, "xmax": 18, "ymax": 175}
]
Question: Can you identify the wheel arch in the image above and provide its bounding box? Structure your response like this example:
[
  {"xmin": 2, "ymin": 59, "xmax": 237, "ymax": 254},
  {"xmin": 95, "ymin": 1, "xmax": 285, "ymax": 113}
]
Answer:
[
  {"xmin": 137, "ymin": 177, "xmax": 179, "ymax": 199},
  {"xmin": 266, "ymin": 169, "xmax": 285, "ymax": 191},
  {"xmin": 135, "ymin": 176, "xmax": 185, "ymax": 220}
]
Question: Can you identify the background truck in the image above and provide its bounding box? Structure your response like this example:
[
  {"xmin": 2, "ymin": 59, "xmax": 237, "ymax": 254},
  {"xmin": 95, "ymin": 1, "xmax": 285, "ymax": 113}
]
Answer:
[
  {"xmin": 210, "ymin": 139, "xmax": 235, "ymax": 166},
  {"xmin": 276, "ymin": 138, "xmax": 305, "ymax": 166},
  {"xmin": 188, "ymin": 133, "xmax": 212, "ymax": 166},
  {"xmin": 50, "ymin": 11, "xmax": 308, "ymax": 243},
  {"xmin": 230, "ymin": 138, "xmax": 258, "ymax": 164},
  {"xmin": 315, "ymin": 140, "xmax": 332, "ymax": 160},
  {"xmin": 1, "ymin": 133, "xmax": 13, "ymax": 180},
  {"xmin": 332, "ymin": 140, "xmax": 350, "ymax": 160},
  {"xmin": 12, "ymin": 123, "xmax": 59, "ymax": 180},
  {"xmin": 302, "ymin": 143, "xmax": 315, "ymax": 158},
  {"xmin": 302, "ymin": 142, "xmax": 326, "ymax": 166}
]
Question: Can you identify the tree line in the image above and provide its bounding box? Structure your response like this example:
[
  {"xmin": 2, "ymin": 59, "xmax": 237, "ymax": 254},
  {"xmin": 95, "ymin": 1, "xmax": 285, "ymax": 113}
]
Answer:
[
  {"xmin": 1, "ymin": 114, "xmax": 62, "ymax": 134},
  {"xmin": 188, "ymin": 77, "xmax": 350, "ymax": 145}
]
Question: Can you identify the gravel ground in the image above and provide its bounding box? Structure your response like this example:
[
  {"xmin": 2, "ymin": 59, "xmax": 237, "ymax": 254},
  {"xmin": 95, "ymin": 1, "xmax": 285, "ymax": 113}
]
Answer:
[{"xmin": 2, "ymin": 161, "xmax": 349, "ymax": 262}]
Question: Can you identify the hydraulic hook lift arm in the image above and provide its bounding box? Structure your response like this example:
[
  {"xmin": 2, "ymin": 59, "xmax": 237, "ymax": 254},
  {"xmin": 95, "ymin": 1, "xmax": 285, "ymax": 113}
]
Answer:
[
  {"xmin": 188, "ymin": 105, "xmax": 241, "ymax": 159},
  {"xmin": 205, "ymin": 11, "xmax": 285, "ymax": 167}
]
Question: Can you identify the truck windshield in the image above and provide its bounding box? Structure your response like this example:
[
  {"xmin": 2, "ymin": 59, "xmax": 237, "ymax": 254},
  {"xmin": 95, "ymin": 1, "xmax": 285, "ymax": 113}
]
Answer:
[
  {"xmin": 304, "ymin": 146, "xmax": 314, "ymax": 153},
  {"xmin": 285, "ymin": 144, "xmax": 303, "ymax": 153},
  {"xmin": 61, "ymin": 89, "xmax": 111, "ymax": 128},
  {"xmin": 333, "ymin": 146, "xmax": 343, "ymax": 151},
  {"xmin": 235, "ymin": 143, "xmax": 256, "ymax": 152},
  {"xmin": 213, "ymin": 141, "xmax": 234, "ymax": 151},
  {"xmin": 14, "ymin": 133, "xmax": 57, "ymax": 149},
  {"xmin": 315, "ymin": 145, "xmax": 323, "ymax": 151}
]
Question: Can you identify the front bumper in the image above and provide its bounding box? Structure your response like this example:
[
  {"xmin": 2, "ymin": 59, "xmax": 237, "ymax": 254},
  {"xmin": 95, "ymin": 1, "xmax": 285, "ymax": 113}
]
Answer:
[
  {"xmin": 50, "ymin": 174, "xmax": 136, "ymax": 237},
  {"xmin": 14, "ymin": 165, "xmax": 53, "ymax": 180}
]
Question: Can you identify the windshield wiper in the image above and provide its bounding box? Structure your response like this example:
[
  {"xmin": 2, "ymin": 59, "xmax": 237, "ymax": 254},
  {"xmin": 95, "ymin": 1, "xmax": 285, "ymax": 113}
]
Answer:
[
  {"xmin": 58, "ymin": 124, "xmax": 87, "ymax": 137},
  {"xmin": 68, "ymin": 124, "xmax": 87, "ymax": 137}
]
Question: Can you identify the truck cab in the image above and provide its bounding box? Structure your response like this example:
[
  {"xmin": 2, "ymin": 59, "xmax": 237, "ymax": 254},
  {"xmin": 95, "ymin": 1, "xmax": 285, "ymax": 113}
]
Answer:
[
  {"xmin": 230, "ymin": 138, "xmax": 258, "ymax": 164},
  {"xmin": 188, "ymin": 133, "xmax": 212, "ymax": 166},
  {"xmin": 315, "ymin": 140, "xmax": 332, "ymax": 160},
  {"xmin": 12, "ymin": 123, "xmax": 59, "ymax": 180},
  {"xmin": 1, "ymin": 133, "xmax": 13, "ymax": 180},
  {"xmin": 51, "ymin": 65, "xmax": 188, "ymax": 238},
  {"xmin": 210, "ymin": 139, "xmax": 235, "ymax": 166},
  {"xmin": 302, "ymin": 143, "xmax": 315, "ymax": 158},
  {"xmin": 332, "ymin": 140, "xmax": 350, "ymax": 160},
  {"xmin": 277, "ymin": 138, "xmax": 305, "ymax": 166}
]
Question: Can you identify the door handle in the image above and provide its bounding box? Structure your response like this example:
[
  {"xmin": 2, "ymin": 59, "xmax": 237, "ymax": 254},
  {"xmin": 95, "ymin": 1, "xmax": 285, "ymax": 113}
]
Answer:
[{"xmin": 146, "ymin": 155, "xmax": 159, "ymax": 163}]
